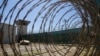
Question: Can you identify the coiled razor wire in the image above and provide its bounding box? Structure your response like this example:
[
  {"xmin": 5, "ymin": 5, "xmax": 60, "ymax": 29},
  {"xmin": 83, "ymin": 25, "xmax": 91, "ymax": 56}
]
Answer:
[{"xmin": 0, "ymin": 0, "xmax": 100, "ymax": 56}]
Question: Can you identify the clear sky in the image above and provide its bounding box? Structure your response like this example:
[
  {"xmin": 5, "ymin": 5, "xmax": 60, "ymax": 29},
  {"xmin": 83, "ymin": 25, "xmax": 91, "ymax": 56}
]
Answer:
[{"xmin": 0, "ymin": 0, "xmax": 82, "ymax": 33}]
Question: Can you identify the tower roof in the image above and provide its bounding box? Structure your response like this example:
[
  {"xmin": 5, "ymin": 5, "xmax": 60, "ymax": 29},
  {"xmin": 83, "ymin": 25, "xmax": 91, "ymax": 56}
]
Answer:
[{"xmin": 16, "ymin": 20, "xmax": 30, "ymax": 25}]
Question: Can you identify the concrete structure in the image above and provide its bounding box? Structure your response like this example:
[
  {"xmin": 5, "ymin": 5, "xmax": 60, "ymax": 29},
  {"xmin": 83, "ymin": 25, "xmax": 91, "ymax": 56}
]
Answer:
[
  {"xmin": 0, "ymin": 20, "xmax": 30, "ymax": 44},
  {"xmin": 16, "ymin": 20, "xmax": 30, "ymax": 35},
  {"xmin": 0, "ymin": 23, "xmax": 16, "ymax": 44},
  {"xmin": 15, "ymin": 20, "xmax": 30, "ymax": 43}
]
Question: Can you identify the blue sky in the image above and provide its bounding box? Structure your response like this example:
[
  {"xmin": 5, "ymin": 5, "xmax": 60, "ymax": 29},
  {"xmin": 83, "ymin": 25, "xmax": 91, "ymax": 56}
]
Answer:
[{"xmin": 0, "ymin": 0, "xmax": 82, "ymax": 33}]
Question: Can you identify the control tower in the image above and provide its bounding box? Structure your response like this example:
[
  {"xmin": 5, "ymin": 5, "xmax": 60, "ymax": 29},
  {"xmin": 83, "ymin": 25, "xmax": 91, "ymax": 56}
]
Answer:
[{"xmin": 16, "ymin": 20, "xmax": 30, "ymax": 35}]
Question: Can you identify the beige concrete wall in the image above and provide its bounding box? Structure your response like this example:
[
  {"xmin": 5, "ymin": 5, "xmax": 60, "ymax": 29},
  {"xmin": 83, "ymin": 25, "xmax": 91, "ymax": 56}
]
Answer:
[
  {"xmin": 0, "ymin": 23, "xmax": 16, "ymax": 44},
  {"xmin": 17, "ymin": 25, "xmax": 27, "ymax": 35}
]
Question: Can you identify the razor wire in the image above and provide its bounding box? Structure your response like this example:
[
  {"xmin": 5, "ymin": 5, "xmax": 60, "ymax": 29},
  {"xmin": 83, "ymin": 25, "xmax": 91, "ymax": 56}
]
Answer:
[{"xmin": 0, "ymin": 0, "xmax": 100, "ymax": 56}]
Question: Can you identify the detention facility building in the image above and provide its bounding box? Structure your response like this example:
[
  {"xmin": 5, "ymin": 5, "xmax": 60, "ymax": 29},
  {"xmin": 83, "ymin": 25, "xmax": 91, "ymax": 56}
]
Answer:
[
  {"xmin": 0, "ymin": 20, "xmax": 30, "ymax": 44},
  {"xmin": 0, "ymin": 20, "xmax": 81, "ymax": 44}
]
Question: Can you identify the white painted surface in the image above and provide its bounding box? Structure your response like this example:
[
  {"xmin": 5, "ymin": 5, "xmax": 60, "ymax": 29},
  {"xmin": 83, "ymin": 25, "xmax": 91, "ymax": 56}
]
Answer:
[{"xmin": 0, "ymin": 23, "xmax": 16, "ymax": 44}]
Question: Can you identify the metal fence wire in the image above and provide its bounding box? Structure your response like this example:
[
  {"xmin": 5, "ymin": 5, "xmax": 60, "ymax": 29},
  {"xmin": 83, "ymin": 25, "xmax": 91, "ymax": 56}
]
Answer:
[{"xmin": 0, "ymin": 0, "xmax": 100, "ymax": 56}]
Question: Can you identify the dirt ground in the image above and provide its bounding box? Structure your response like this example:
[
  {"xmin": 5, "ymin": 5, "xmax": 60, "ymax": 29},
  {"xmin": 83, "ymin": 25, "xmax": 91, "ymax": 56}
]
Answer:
[{"xmin": 0, "ymin": 43, "xmax": 77, "ymax": 56}]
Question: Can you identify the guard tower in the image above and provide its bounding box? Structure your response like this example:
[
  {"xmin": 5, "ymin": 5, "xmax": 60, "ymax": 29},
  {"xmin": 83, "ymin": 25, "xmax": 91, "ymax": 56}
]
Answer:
[{"xmin": 16, "ymin": 20, "xmax": 30, "ymax": 35}]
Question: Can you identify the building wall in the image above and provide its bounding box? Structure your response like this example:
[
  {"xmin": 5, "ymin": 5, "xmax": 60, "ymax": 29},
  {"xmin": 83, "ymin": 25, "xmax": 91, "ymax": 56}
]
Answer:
[
  {"xmin": 17, "ymin": 25, "xmax": 27, "ymax": 35},
  {"xmin": 0, "ymin": 23, "xmax": 16, "ymax": 44}
]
